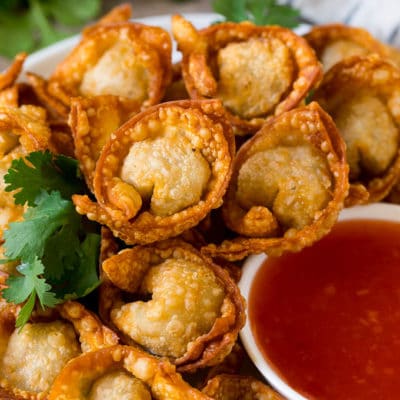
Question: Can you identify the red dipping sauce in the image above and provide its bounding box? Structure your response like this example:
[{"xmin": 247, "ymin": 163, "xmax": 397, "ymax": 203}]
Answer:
[{"xmin": 249, "ymin": 219, "xmax": 400, "ymax": 400}]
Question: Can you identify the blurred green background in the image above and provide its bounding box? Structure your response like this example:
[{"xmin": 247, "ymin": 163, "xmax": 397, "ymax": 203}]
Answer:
[
  {"xmin": 0, "ymin": 0, "xmax": 301, "ymax": 60},
  {"xmin": 0, "ymin": 0, "xmax": 212, "ymax": 59}
]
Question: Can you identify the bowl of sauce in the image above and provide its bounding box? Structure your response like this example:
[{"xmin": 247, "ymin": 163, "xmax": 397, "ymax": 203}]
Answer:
[{"xmin": 239, "ymin": 203, "xmax": 400, "ymax": 400}]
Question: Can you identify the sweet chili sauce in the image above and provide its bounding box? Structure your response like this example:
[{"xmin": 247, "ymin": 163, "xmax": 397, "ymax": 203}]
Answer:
[{"xmin": 249, "ymin": 219, "xmax": 400, "ymax": 400}]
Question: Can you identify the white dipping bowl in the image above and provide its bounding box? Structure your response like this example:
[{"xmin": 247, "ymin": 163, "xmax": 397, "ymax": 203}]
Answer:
[{"xmin": 238, "ymin": 202, "xmax": 400, "ymax": 400}]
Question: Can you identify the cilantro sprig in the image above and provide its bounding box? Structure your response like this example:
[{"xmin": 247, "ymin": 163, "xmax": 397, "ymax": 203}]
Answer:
[
  {"xmin": 1, "ymin": 150, "xmax": 100, "ymax": 328},
  {"xmin": 212, "ymin": 0, "xmax": 301, "ymax": 28},
  {"xmin": 2, "ymin": 258, "xmax": 60, "ymax": 328},
  {"xmin": 0, "ymin": 0, "xmax": 101, "ymax": 58},
  {"xmin": 5, "ymin": 149, "xmax": 84, "ymax": 206}
]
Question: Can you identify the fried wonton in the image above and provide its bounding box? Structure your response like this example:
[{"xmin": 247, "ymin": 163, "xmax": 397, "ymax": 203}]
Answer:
[
  {"xmin": 304, "ymin": 23, "xmax": 399, "ymax": 71},
  {"xmin": 48, "ymin": 345, "xmax": 212, "ymax": 400},
  {"xmin": 69, "ymin": 95, "xmax": 132, "ymax": 190},
  {"xmin": 203, "ymin": 102, "xmax": 349, "ymax": 261},
  {"xmin": 172, "ymin": 15, "xmax": 322, "ymax": 134},
  {"xmin": 314, "ymin": 54, "xmax": 400, "ymax": 205},
  {"xmin": 0, "ymin": 53, "xmax": 27, "ymax": 93},
  {"xmin": 202, "ymin": 374, "xmax": 284, "ymax": 400},
  {"xmin": 29, "ymin": 18, "xmax": 173, "ymax": 120},
  {"xmin": 73, "ymin": 99, "xmax": 234, "ymax": 245},
  {"xmin": 0, "ymin": 52, "xmax": 44, "ymax": 110},
  {"xmin": 0, "ymin": 274, "xmax": 118, "ymax": 400},
  {"xmin": 100, "ymin": 239, "xmax": 245, "ymax": 373}
]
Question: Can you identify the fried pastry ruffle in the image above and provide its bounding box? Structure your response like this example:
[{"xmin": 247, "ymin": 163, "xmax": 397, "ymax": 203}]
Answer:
[
  {"xmin": 0, "ymin": 53, "xmax": 27, "ymax": 92},
  {"xmin": 0, "ymin": 271, "xmax": 118, "ymax": 400},
  {"xmin": 69, "ymin": 95, "xmax": 131, "ymax": 190},
  {"xmin": 172, "ymin": 15, "xmax": 322, "ymax": 134},
  {"xmin": 30, "ymin": 19, "xmax": 173, "ymax": 120},
  {"xmin": 83, "ymin": 2, "xmax": 133, "ymax": 35},
  {"xmin": 0, "ymin": 82, "xmax": 42, "ymax": 110},
  {"xmin": 0, "ymin": 105, "xmax": 51, "ymax": 156},
  {"xmin": 48, "ymin": 345, "xmax": 212, "ymax": 400},
  {"xmin": 203, "ymin": 102, "xmax": 349, "ymax": 261},
  {"xmin": 314, "ymin": 54, "xmax": 400, "ymax": 205},
  {"xmin": 202, "ymin": 374, "xmax": 284, "ymax": 399},
  {"xmin": 304, "ymin": 23, "xmax": 394, "ymax": 71},
  {"xmin": 73, "ymin": 99, "xmax": 234, "ymax": 245},
  {"xmin": 100, "ymin": 239, "xmax": 245, "ymax": 373}
]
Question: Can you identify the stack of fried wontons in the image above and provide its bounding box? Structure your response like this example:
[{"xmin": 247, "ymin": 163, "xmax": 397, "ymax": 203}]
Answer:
[{"xmin": 1, "ymin": 3, "xmax": 400, "ymax": 399}]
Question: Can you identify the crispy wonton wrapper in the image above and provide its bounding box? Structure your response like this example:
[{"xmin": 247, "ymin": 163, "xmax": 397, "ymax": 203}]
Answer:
[
  {"xmin": 0, "ymin": 271, "xmax": 118, "ymax": 399},
  {"xmin": 202, "ymin": 374, "xmax": 283, "ymax": 399},
  {"xmin": 73, "ymin": 99, "xmax": 234, "ymax": 245},
  {"xmin": 69, "ymin": 95, "xmax": 132, "ymax": 190},
  {"xmin": 82, "ymin": 2, "xmax": 133, "ymax": 35},
  {"xmin": 314, "ymin": 54, "xmax": 400, "ymax": 205},
  {"xmin": 100, "ymin": 238, "xmax": 245, "ymax": 373},
  {"xmin": 29, "ymin": 17, "xmax": 172, "ymax": 120},
  {"xmin": 304, "ymin": 23, "xmax": 396, "ymax": 71},
  {"xmin": 203, "ymin": 102, "xmax": 349, "ymax": 261},
  {"xmin": 0, "ymin": 53, "xmax": 27, "ymax": 93},
  {"xmin": 48, "ymin": 345, "xmax": 212, "ymax": 400},
  {"xmin": 172, "ymin": 15, "xmax": 322, "ymax": 134}
]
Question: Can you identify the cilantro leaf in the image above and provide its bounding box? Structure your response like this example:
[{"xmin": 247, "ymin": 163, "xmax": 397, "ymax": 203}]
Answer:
[
  {"xmin": 3, "ymin": 191, "xmax": 76, "ymax": 262},
  {"xmin": 3, "ymin": 263, "xmax": 41, "ymax": 304},
  {"xmin": 52, "ymin": 233, "xmax": 101, "ymax": 300},
  {"xmin": 4, "ymin": 150, "xmax": 84, "ymax": 206},
  {"xmin": 0, "ymin": 0, "xmax": 26, "ymax": 12},
  {"xmin": 0, "ymin": 0, "xmax": 100, "ymax": 58},
  {"xmin": 15, "ymin": 291, "xmax": 36, "ymax": 328},
  {"xmin": 29, "ymin": 0, "xmax": 67, "ymax": 48},
  {"xmin": 2, "ymin": 150, "xmax": 101, "ymax": 328},
  {"xmin": 212, "ymin": 0, "xmax": 301, "ymax": 28},
  {"xmin": 2, "ymin": 258, "xmax": 60, "ymax": 328},
  {"xmin": 71, "ymin": 233, "xmax": 101, "ymax": 297},
  {"xmin": 0, "ymin": 10, "xmax": 35, "ymax": 58},
  {"xmin": 41, "ymin": 215, "xmax": 82, "ymax": 280},
  {"xmin": 43, "ymin": 0, "xmax": 101, "ymax": 26},
  {"xmin": 213, "ymin": 0, "xmax": 247, "ymax": 23}
]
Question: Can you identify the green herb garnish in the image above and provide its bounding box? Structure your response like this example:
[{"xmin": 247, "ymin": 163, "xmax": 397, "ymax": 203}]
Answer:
[
  {"xmin": 212, "ymin": 0, "xmax": 301, "ymax": 28},
  {"xmin": 0, "ymin": 0, "xmax": 101, "ymax": 58},
  {"xmin": 1, "ymin": 150, "xmax": 100, "ymax": 328},
  {"xmin": 4, "ymin": 149, "xmax": 84, "ymax": 206}
]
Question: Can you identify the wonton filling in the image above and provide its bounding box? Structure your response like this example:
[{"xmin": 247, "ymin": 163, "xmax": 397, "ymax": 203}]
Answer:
[
  {"xmin": 80, "ymin": 40, "xmax": 149, "ymax": 101},
  {"xmin": 320, "ymin": 39, "xmax": 368, "ymax": 71},
  {"xmin": 0, "ymin": 321, "xmax": 81, "ymax": 393},
  {"xmin": 120, "ymin": 127, "xmax": 211, "ymax": 216},
  {"xmin": 236, "ymin": 144, "xmax": 332, "ymax": 230},
  {"xmin": 217, "ymin": 37, "xmax": 293, "ymax": 119},
  {"xmin": 332, "ymin": 93, "xmax": 398, "ymax": 180},
  {"xmin": 89, "ymin": 371, "xmax": 151, "ymax": 400},
  {"xmin": 111, "ymin": 258, "xmax": 224, "ymax": 358}
]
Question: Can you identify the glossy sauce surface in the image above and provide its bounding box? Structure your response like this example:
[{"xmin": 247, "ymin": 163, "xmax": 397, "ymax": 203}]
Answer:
[{"xmin": 249, "ymin": 219, "xmax": 400, "ymax": 400}]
